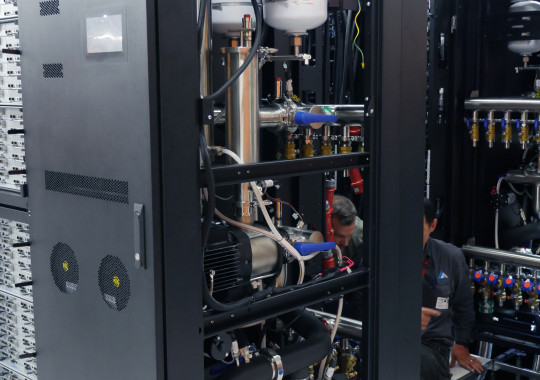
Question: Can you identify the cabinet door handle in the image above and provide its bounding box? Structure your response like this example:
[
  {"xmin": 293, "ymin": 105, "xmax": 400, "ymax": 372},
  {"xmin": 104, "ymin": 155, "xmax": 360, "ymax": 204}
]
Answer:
[{"xmin": 134, "ymin": 203, "xmax": 146, "ymax": 270}]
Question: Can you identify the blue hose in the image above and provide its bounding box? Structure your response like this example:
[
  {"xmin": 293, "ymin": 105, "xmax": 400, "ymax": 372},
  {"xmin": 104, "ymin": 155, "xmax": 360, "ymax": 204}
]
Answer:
[
  {"xmin": 294, "ymin": 242, "xmax": 336, "ymax": 256},
  {"xmin": 294, "ymin": 112, "xmax": 338, "ymax": 125}
]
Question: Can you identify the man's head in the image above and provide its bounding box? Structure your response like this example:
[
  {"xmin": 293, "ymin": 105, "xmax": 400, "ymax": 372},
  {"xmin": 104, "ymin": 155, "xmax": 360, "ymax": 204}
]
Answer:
[
  {"xmin": 332, "ymin": 195, "xmax": 357, "ymax": 251},
  {"xmin": 423, "ymin": 198, "xmax": 438, "ymax": 249}
]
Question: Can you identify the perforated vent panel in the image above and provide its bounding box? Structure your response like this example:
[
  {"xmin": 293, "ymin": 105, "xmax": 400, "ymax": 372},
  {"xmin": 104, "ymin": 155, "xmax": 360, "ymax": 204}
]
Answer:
[
  {"xmin": 50, "ymin": 242, "xmax": 79, "ymax": 294},
  {"xmin": 204, "ymin": 245, "xmax": 241, "ymax": 293},
  {"xmin": 39, "ymin": 0, "xmax": 60, "ymax": 16},
  {"xmin": 43, "ymin": 63, "xmax": 63, "ymax": 78},
  {"xmin": 45, "ymin": 170, "xmax": 129, "ymax": 204},
  {"xmin": 98, "ymin": 255, "xmax": 130, "ymax": 311}
]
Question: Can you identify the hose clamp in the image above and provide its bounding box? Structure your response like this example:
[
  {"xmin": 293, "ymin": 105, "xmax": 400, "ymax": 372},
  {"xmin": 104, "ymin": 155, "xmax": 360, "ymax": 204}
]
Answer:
[{"xmin": 260, "ymin": 348, "xmax": 284, "ymax": 380}]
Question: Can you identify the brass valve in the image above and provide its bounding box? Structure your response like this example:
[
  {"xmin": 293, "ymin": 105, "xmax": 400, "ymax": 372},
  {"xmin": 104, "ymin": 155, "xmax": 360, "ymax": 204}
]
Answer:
[
  {"xmin": 526, "ymin": 288, "xmax": 539, "ymax": 312},
  {"xmin": 302, "ymin": 143, "xmax": 314, "ymax": 158},
  {"xmin": 338, "ymin": 353, "xmax": 358, "ymax": 379},
  {"xmin": 486, "ymin": 112, "xmax": 495, "ymax": 148},
  {"xmin": 285, "ymin": 142, "xmax": 296, "ymax": 159},
  {"xmin": 502, "ymin": 111, "xmax": 512, "ymax": 149},
  {"xmin": 495, "ymin": 278, "xmax": 507, "ymax": 307},
  {"xmin": 320, "ymin": 143, "xmax": 332, "ymax": 156},
  {"xmin": 285, "ymin": 135, "xmax": 296, "ymax": 160},
  {"xmin": 471, "ymin": 123, "xmax": 479, "ymax": 147},
  {"xmin": 510, "ymin": 279, "xmax": 523, "ymax": 310},
  {"xmin": 339, "ymin": 144, "xmax": 352, "ymax": 154},
  {"xmin": 519, "ymin": 112, "xmax": 529, "ymax": 150},
  {"xmin": 470, "ymin": 110, "xmax": 479, "ymax": 147}
]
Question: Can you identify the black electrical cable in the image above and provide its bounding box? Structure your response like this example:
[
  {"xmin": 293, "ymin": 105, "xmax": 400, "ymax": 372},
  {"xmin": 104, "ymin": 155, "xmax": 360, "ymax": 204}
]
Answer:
[
  {"xmin": 199, "ymin": 134, "xmax": 277, "ymax": 311},
  {"xmin": 197, "ymin": 0, "xmax": 208, "ymax": 32},
  {"xmin": 323, "ymin": 15, "xmax": 332, "ymax": 103},
  {"xmin": 200, "ymin": 133, "xmax": 254, "ymax": 311},
  {"xmin": 199, "ymin": 0, "xmax": 265, "ymax": 312},
  {"xmin": 333, "ymin": 11, "xmax": 345, "ymax": 104},
  {"xmin": 204, "ymin": 0, "xmax": 263, "ymax": 102},
  {"xmin": 201, "ymin": 242, "xmax": 347, "ymax": 311},
  {"xmin": 268, "ymin": 309, "xmax": 304, "ymax": 332},
  {"xmin": 351, "ymin": 47, "xmax": 359, "ymax": 100},
  {"xmin": 197, "ymin": 0, "xmax": 209, "ymax": 50},
  {"xmin": 200, "ymin": 132, "xmax": 215, "ymax": 250},
  {"xmin": 339, "ymin": 10, "xmax": 352, "ymax": 104},
  {"xmin": 215, "ymin": 194, "xmax": 234, "ymax": 201},
  {"xmin": 256, "ymin": 317, "xmax": 274, "ymax": 347}
]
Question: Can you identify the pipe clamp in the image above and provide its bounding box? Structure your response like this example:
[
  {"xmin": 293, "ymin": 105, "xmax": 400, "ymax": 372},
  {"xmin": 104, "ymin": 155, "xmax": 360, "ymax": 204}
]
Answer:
[{"xmin": 260, "ymin": 348, "xmax": 284, "ymax": 380}]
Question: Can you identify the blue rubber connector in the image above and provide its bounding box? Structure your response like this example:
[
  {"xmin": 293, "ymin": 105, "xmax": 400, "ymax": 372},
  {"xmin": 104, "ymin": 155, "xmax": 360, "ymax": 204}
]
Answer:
[
  {"xmin": 522, "ymin": 279, "xmax": 535, "ymax": 292},
  {"xmin": 294, "ymin": 242, "xmax": 337, "ymax": 256},
  {"xmin": 503, "ymin": 276, "xmax": 516, "ymax": 288},
  {"xmin": 486, "ymin": 273, "xmax": 499, "ymax": 285},
  {"xmin": 483, "ymin": 117, "xmax": 489, "ymax": 131},
  {"xmin": 294, "ymin": 112, "xmax": 338, "ymax": 125},
  {"xmin": 535, "ymin": 118, "xmax": 539, "ymax": 133},
  {"xmin": 501, "ymin": 117, "xmax": 506, "ymax": 131},
  {"xmin": 516, "ymin": 119, "xmax": 521, "ymax": 130},
  {"xmin": 472, "ymin": 270, "xmax": 484, "ymax": 283},
  {"xmin": 465, "ymin": 117, "xmax": 471, "ymax": 131}
]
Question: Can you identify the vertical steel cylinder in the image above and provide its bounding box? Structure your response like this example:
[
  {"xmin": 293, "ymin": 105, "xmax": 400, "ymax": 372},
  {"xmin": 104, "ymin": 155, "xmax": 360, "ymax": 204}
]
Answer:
[
  {"xmin": 222, "ymin": 46, "xmax": 260, "ymax": 224},
  {"xmin": 200, "ymin": 1, "xmax": 213, "ymax": 148},
  {"xmin": 535, "ymin": 184, "xmax": 540, "ymax": 219}
]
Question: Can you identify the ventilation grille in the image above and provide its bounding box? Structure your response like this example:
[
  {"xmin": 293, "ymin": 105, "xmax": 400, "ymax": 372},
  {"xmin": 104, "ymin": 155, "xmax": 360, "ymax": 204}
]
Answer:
[
  {"xmin": 204, "ymin": 245, "xmax": 241, "ymax": 293},
  {"xmin": 39, "ymin": 0, "xmax": 60, "ymax": 16},
  {"xmin": 43, "ymin": 63, "xmax": 63, "ymax": 78},
  {"xmin": 50, "ymin": 242, "xmax": 79, "ymax": 294},
  {"xmin": 98, "ymin": 255, "xmax": 130, "ymax": 311},
  {"xmin": 45, "ymin": 170, "xmax": 128, "ymax": 204}
]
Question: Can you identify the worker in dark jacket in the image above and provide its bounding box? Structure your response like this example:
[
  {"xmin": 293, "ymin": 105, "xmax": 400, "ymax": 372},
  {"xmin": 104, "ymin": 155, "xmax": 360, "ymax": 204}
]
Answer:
[
  {"xmin": 330, "ymin": 195, "xmax": 364, "ymax": 319},
  {"xmin": 331, "ymin": 195, "xmax": 363, "ymax": 268},
  {"xmin": 421, "ymin": 198, "xmax": 484, "ymax": 379}
]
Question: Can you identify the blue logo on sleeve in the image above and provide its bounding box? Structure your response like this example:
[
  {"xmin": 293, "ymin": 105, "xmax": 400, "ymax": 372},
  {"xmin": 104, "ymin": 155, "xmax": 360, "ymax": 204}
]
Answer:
[{"xmin": 438, "ymin": 270, "xmax": 449, "ymax": 281}]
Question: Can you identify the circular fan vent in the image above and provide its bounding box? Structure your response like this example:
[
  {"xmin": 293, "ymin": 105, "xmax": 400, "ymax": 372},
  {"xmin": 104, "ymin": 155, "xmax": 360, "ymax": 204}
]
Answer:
[
  {"xmin": 98, "ymin": 255, "xmax": 130, "ymax": 311},
  {"xmin": 50, "ymin": 242, "xmax": 79, "ymax": 294}
]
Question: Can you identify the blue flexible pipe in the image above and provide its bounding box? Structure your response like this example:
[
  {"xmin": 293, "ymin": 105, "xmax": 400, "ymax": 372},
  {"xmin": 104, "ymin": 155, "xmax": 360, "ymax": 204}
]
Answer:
[{"xmin": 294, "ymin": 111, "xmax": 338, "ymax": 125}]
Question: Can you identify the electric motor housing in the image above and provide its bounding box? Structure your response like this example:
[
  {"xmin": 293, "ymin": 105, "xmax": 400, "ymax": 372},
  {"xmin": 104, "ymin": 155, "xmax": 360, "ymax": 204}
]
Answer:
[{"xmin": 204, "ymin": 224, "xmax": 283, "ymax": 302}]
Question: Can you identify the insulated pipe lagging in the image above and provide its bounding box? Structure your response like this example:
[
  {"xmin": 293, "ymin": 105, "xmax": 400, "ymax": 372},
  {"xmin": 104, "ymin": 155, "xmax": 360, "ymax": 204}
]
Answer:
[{"xmin": 216, "ymin": 311, "xmax": 332, "ymax": 380}]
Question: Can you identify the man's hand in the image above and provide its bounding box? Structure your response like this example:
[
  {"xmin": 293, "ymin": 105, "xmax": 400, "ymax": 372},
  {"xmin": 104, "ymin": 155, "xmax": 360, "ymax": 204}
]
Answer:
[
  {"xmin": 450, "ymin": 344, "xmax": 484, "ymax": 374},
  {"xmin": 421, "ymin": 307, "xmax": 440, "ymax": 331}
]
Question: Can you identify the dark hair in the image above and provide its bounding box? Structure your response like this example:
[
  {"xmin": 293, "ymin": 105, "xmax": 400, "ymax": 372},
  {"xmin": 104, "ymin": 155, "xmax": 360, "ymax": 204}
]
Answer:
[
  {"xmin": 332, "ymin": 195, "xmax": 357, "ymax": 226},
  {"xmin": 424, "ymin": 198, "xmax": 437, "ymax": 224}
]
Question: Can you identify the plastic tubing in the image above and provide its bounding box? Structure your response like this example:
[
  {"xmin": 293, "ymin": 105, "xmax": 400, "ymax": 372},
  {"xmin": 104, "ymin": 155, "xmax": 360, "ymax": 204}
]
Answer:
[
  {"xmin": 333, "ymin": 245, "xmax": 343, "ymax": 267},
  {"xmin": 495, "ymin": 176, "xmax": 505, "ymax": 249},
  {"xmin": 220, "ymin": 148, "xmax": 305, "ymax": 284},
  {"xmin": 200, "ymin": 133, "xmax": 215, "ymax": 249},
  {"xmin": 317, "ymin": 297, "xmax": 343, "ymax": 380}
]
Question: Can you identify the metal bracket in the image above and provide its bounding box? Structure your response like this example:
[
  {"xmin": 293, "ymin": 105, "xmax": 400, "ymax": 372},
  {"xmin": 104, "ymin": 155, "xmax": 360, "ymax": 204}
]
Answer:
[
  {"xmin": 200, "ymin": 98, "xmax": 215, "ymax": 130},
  {"xmin": 258, "ymin": 47, "xmax": 311, "ymax": 68},
  {"xmin": 260, "ymin": 348, "xmax": 284, "ymax": 380}
]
